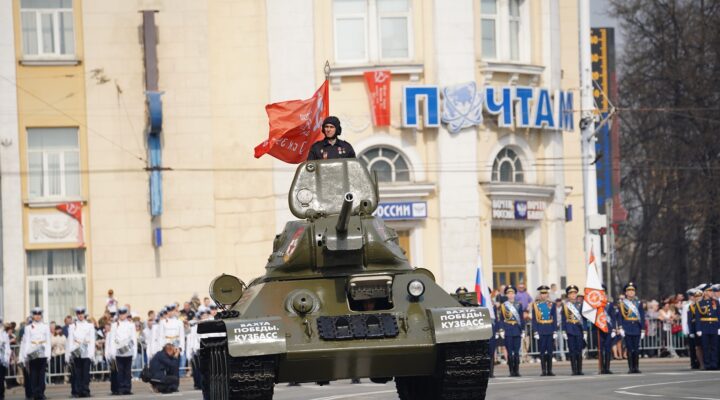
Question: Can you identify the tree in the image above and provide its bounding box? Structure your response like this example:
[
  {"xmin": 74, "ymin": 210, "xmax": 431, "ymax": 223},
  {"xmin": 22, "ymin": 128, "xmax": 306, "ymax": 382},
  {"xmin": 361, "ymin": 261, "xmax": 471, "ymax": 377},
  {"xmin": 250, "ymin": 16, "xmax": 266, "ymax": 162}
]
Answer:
[{"xmin": 610, "ymin": 0, "xmax": 720, "ymax": 299}]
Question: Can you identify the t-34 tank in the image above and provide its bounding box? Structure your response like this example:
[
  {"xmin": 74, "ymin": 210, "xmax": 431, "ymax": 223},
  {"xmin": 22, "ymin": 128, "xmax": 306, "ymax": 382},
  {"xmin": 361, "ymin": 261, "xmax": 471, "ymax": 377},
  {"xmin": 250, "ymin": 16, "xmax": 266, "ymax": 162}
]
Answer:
[{"xmin": 199, "ymin": 159, "xmax": 492, "ymax": 400}]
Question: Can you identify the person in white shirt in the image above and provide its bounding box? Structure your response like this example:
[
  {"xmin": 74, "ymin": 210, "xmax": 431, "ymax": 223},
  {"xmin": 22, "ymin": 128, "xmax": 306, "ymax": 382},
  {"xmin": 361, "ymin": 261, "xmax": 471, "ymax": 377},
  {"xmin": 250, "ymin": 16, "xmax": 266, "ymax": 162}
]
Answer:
[
  {"xmin": 0, "ymin": 316, "xmax": 11, "ymax": 399},
  {"xmin": 186, "ymin": 306, "xmax": 209, "ymax": 390},
  {"xmin": 157, "ymin": 304, "xmax": 186, "ymax": 378},
  {"xmin": 150, "ymin": 308, "xmax": 168, "ymax": 360},
  {"xmin": 19, "ymin": 308, "xmax": 51, "ymax": 400},
  {"xmin": 108, "ymin": 307, "xmax": 137, "ymax": 395},
  {"xmin": 66, "ymin": 307, "xmax": 95, "ymax": 398}
]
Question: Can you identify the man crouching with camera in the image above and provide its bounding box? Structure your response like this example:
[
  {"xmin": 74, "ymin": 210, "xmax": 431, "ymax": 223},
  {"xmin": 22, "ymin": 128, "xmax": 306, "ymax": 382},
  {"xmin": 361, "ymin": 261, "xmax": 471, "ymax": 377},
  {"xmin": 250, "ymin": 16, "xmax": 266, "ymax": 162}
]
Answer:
[{"xmin": 144, "ymin": 342, "xmax": 180, "ymax": 393}]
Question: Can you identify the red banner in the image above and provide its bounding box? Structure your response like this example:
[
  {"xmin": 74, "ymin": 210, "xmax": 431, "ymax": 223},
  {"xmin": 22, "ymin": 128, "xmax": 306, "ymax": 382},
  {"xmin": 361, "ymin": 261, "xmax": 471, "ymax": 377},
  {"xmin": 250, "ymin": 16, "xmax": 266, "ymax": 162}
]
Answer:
[
  {"xmin": 57, "ymin": 202, "xmax": 84, "ymax": 247},
  {"xmin": 254, "ymin": 80, "xmax": 329, "ymax": 164},
  {"xmin": 363, "ymin": 70, "xmax": 391, "ymax": 126}
]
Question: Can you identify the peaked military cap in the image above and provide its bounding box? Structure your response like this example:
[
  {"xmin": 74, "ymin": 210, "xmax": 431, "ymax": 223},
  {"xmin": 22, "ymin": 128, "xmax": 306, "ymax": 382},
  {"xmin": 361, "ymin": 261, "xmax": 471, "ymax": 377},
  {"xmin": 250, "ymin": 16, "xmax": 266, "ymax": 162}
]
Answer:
[
  {"xmin": 31, "ymin": 307, "xmax": 43, "ymax": 315},
  {"xmin": 624, "ymin": 282, "xmax": 637, "ymax": 291},
  {"xmin": 566, "ymin": 285, "xmax": 579, "ymax": 294},
  {"xmin": 455, "ymin": 286, "xmax": 469, "ymax": 295},
  {"xmin": 118, "ymin": 306, "xmax": 128, "ymax": 314},
  {"xmin": 75, "ymin": 306, "xmax": 86, "ymax": 314},
  {"xmin": 505, "ymin": 285, "xmax": 517, "ymax": 294},
  {"xmin": 537, "ymin": 285, "xmax": 550, "ymax": 293}
]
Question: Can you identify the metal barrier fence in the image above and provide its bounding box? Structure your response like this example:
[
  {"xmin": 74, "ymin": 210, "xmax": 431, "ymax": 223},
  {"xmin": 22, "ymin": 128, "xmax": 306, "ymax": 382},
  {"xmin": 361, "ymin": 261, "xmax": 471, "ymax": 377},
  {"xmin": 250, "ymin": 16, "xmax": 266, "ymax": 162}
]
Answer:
[
  {"xmin": 3, "ymin": 343, "xmax": 165, "ymax": 385},
  {"xmin": 513, "ymin": 317, "xmax": 687, "ymax": 361},
  {"xmin": 1, "ymin": 317, "xmax": 689, "ymax": 384}
]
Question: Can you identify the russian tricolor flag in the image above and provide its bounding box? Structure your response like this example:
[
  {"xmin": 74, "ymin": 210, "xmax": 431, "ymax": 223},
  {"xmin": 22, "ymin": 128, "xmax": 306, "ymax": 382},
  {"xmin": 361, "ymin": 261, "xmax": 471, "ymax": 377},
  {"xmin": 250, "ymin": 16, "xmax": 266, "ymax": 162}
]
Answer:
[{"xmin": 475, "ymin": 257, "xmax": 495, "ymax": 320}]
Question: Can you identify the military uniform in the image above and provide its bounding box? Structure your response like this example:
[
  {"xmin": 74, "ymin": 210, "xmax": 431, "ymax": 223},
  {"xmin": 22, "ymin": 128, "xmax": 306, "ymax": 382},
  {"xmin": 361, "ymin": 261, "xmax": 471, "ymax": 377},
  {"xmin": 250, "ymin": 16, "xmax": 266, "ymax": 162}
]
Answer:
[
  {"xmin": 561, "ymin": 285, "xmax": 587, "ymax": 375},
  {"xmin": 531, "ymin": 285, "xmax": 557, "ymax": 376},
  {"xmin": 618, "ymin": 282, "xmax": 645, "ymax": 373},
  {"xmin": 0, "ymin": 318, "xmax": 10, "ymax": 399},
  {"xmin": 498, "ymin": 285, "xmax": 524, "ymax": 377},
  {"xmin": 66, "ymin": 307, "xmax": 95, "ymax": 398},
  {"xmin": 684, "ymin": 289, "xmax": 702, "ymax": 369},
  {"xmin": 307, "ymin": 116, "xmax": 356, "ymax": 161},
  {"xmin": 157, "ymin": 305, "xmax": 185, "ymax": 358},
  {"xmin": 19, "ymin": 308, "xmax": 51, "ymax": 400},
  {"xmin": 695, "ymin": 284, "xmax": 719, "ymax": 370},
  {"xmin": 108, "ymin": 307, "xmax": 137, "ymax": 395}
]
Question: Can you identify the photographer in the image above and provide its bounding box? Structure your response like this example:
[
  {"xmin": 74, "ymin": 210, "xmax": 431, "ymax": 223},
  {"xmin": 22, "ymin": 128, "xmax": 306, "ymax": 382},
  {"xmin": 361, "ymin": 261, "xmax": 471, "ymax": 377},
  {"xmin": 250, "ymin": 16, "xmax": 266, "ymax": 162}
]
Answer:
[{"xmin": 147, "ymin": 343, "xmax": 180, "ymax": 393}]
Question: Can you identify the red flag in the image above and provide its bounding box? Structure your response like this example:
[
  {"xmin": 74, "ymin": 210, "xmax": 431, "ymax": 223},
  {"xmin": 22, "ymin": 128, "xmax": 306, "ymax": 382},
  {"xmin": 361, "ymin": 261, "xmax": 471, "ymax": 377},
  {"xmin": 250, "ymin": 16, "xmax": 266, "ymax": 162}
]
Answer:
[
  {"xmin": 254, "ymin": 80, "xmax": 329, "ymax": 163},
  {"xmin": 363, "ymin": 70, "xmax": 391, "ymax": 126},
  {"xmin": 57, "ymin": 202, "xmax": 84, "ymax": 247}
]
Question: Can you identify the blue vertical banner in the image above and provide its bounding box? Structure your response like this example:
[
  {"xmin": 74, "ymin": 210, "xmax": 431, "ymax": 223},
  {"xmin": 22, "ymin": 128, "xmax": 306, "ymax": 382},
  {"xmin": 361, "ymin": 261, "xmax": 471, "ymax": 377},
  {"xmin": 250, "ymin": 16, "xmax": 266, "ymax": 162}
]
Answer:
[{"xmin": 146, "ymin": 91, "xmax": 164, "ymax": 217}]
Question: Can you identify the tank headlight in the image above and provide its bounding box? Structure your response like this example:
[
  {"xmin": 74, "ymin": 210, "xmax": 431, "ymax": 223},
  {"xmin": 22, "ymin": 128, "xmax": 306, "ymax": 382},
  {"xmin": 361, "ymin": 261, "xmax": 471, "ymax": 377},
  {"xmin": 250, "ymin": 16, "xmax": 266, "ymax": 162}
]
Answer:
[{"xmin": 407, "ymin": 280, "xmax": 425, "ymax": 298}]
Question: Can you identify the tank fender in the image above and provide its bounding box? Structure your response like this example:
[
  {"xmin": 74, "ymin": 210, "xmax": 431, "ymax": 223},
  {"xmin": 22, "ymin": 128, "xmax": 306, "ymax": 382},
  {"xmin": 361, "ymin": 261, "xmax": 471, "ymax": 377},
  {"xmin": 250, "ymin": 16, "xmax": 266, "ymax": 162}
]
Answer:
[
  {"xmin": 427, "ymin": 307, "xmax": 493, "ymax": 343},
  {"xmin": 225, "ymin": 317, "xmax": 287, "ymax": 357}
]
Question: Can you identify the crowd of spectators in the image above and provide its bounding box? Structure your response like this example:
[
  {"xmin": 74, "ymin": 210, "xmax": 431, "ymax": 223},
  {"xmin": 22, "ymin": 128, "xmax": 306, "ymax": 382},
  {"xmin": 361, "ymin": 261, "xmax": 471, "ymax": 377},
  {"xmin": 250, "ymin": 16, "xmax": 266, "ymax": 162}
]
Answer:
[{"xmin": 1, "ymin": 290, "xmax": 218, "ymax": 385}]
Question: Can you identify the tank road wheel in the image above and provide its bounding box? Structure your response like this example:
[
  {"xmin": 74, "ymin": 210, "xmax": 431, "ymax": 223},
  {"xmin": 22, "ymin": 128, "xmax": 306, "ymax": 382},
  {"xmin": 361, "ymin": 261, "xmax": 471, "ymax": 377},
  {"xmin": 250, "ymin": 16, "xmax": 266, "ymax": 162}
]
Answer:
[{"xmin": 395, "ymin": 340, "xmax": 491, "ymax": 400}]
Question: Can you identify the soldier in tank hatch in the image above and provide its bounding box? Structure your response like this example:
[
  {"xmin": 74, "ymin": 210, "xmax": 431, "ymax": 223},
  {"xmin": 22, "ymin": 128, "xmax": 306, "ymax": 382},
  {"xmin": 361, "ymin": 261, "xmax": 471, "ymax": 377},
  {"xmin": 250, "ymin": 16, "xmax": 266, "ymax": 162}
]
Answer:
[{"xmin": 307, "ymin": 116, "xmax": 355, "ymax": 160}]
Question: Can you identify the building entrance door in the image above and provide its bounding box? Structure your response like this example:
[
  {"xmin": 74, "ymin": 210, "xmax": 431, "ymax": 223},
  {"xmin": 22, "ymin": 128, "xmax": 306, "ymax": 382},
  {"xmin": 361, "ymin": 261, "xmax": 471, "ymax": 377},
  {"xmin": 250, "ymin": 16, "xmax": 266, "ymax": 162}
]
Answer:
[
  {"xmin": 396, "ymin": 230, "xmax": 412, "ymax": 264},
  {"xmin": 491, "ymin": 229, "xmax": 526, "ymax": 289}
]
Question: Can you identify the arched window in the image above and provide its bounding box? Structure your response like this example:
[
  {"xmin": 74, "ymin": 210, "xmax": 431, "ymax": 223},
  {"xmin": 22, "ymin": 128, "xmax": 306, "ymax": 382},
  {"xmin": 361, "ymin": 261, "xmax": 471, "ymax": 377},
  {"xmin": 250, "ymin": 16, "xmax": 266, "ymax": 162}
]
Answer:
[
  {"xmin": 492, "ymin": 148, "xmax": 524, "ymax": 183},
  {"xmin": 359, "ymin": 146, "xmax": 411, "ymax": 182}
]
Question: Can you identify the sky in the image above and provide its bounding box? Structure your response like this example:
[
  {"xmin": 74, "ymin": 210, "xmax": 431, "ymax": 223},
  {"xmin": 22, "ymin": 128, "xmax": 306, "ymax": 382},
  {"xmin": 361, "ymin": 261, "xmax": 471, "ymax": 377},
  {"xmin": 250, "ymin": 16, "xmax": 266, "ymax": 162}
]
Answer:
[{"xmin": 590, "ymin": 0, "xmax": 625, "ymax": 54}]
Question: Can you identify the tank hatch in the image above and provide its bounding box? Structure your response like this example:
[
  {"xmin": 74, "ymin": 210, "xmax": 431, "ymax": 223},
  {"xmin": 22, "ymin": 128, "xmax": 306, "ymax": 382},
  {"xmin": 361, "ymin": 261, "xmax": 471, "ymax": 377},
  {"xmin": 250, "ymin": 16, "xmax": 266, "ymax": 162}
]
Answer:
[{"xmin": 289, "ymin": 159, "xmax": 378, "ymax": 219}]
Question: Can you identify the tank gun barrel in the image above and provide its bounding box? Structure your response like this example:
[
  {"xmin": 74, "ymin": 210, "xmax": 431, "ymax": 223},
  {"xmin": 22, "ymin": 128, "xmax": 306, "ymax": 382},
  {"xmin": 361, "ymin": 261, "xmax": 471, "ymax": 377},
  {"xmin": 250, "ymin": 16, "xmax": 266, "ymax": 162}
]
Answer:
[{"xmin": 336, "ymin": 192, "xmax": 354, "ymax": 233}]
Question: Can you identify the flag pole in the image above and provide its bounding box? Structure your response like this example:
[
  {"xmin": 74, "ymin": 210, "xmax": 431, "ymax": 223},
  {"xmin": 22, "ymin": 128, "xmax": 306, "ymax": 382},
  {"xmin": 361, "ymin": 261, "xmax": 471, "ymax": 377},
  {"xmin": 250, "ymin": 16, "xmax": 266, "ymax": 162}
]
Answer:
[{"xmin": 597, "ymin": 328, "xmax": 601, "ymax": 373}]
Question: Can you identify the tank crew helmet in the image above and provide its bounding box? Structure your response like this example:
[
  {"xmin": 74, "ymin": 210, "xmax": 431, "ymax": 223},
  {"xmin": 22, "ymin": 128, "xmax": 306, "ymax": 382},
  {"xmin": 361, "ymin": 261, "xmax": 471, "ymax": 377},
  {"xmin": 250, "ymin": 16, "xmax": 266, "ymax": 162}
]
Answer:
[
  {"xmin": 537, "ymin": 285, "xmax": 550, "ymax": 294},
  {"xmin": 31, "ymin": 307, "xmax": 43, "ymax": 316},
  {"xmin": 505, "ymin": 285, "xmax": 517, "ymax": 294},
  {"xmin": 566, "ymin": 285, "xmax": 579, "ymax": 295},
  {"xmin": 455, "ymin": 286, "xmax": 469, "ymax": 295},
  {"xmin": 624, "ymin": 282, "xmax": 636, "ymax": 292},
  {"xmin": 322, "ymin": 116, "xmax": 342, "ymax": 136},
  {"xmin": 118, "ymin": 306, "xmax": 128, "ymax": 314}
]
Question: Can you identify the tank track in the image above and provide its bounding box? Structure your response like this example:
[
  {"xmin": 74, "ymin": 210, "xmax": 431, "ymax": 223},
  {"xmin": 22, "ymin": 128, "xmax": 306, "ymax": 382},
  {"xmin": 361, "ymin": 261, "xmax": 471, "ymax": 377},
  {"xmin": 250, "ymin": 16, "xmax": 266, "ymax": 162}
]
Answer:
[
  {"xmin": 396, "ymin": 340, "xmax": 491, "ymax": 400},
  {"xmin": 200, "ymin": 337, "xmax": 277, "ymax": 400}
]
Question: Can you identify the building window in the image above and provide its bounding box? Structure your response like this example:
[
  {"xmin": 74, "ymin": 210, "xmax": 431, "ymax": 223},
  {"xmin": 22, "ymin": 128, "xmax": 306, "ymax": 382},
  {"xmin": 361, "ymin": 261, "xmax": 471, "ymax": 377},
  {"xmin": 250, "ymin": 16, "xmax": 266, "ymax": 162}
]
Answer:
[
  {"xmin": 479, "ymin": 0, "xmax": 528, "ymax": 62},
  {"xmin": 27, "ymin": 127, "xmax": 81, "ymax": 201},
  {"xmin": 27, "ymin": 249, "xmax": 86, "ymax": 324},
  {"xmin": 359, "ymin": 146, "xmax": 411, "ymax": 182},
  {"xmin": 492, "ymin": 148, "xmax": 524, "ymax": 183},
  {"xmin": 334, "ymin": 0, "xmax": 412, "ymax": 64},
  {"xmin": 20, "ymin": 0, "xmax": 75, "ymax": 59}
]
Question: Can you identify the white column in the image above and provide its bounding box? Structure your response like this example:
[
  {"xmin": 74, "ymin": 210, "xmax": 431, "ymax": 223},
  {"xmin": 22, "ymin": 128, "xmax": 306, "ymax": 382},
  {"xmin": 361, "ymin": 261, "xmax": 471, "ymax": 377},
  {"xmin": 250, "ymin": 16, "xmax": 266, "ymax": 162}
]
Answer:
[
  {"xmin": 0, "ymin": 2, "xmax": 24, "ymax": 322},
  {"xmin": 433, "ymin": 0, "xmax": 480, "ymax": 292},
  {"xmin": 266, "ymin": 0, "xmax": 316, "ymax": 232},
  {"xmin": 541, "ymin": 0, "xmax": 566, "ymax": 286}
]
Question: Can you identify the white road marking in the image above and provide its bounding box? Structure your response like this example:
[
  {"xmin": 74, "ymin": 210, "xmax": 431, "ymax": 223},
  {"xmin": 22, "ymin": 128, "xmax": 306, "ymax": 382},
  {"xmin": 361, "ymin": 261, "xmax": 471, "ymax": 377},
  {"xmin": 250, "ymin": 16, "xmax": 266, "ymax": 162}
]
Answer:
[
  {"xmin": 618, "ymin": 379, "xmax": 713, "ymax": 391},
  {"xmin": 307, "ymin": 390, "xmax": 396, "ymax": 400},
  {"xmin": 615, "ymin": 391, "xmax": 663, "ymax": 397}
]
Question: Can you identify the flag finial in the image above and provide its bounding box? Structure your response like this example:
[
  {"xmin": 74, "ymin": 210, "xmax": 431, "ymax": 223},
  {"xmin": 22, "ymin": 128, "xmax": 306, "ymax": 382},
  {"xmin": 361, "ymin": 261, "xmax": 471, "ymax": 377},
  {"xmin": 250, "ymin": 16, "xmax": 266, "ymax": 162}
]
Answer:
[{"xmin": 324, "ymin": 60, "xmax": 331, "ymax": 80}]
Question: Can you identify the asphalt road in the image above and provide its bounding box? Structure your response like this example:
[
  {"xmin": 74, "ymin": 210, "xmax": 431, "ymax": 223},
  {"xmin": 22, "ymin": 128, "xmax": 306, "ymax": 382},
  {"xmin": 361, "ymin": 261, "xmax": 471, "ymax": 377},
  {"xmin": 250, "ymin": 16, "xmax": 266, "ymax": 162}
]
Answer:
[{"xmin": 5, "ymin": 359, "xmax": 719, "ymax": 399}]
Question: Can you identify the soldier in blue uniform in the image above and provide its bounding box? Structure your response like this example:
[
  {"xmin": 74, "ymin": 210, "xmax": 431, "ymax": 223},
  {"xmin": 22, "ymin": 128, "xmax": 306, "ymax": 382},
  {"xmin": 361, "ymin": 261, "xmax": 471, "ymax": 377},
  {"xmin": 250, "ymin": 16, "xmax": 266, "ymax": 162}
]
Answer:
[
  {"xmin": 596, "ymin": 284, "xmax": 617, "ymax": 374},
  {"xmin": 532, "ymin": 285, "xmax": 557, "ymax": 376},
  {"xmin": 498, "ymin": 285, "xmax": 525, "ymax": 377},
  {"xmin": 695, "ymin": 284, "xmax": 719, "ymax": 370},
  {"xmin": 685, "ymin": 288, "xmax": 702, "ymax": 369},
  {"xmin": 490, "ymin": 300, "xmax": 499, "ymax": 378},
  {"xmin": 713, "ymin": 284, "xmax": 720, "ymax": 368},
  {"xmin": 618, "ymin": 282, "xmax": 645, "ymax": 374},
  {"xmin": 561, "ymin": 285, "xmax": 587, "ymax": 375}
]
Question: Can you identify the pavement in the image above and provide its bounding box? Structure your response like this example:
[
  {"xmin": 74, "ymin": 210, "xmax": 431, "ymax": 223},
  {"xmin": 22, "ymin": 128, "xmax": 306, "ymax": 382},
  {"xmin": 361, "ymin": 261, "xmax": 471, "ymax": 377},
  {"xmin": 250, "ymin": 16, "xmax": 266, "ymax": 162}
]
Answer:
[{"xmin": 5, "ymin": 358, "xmax": 719, "ymax": 399}]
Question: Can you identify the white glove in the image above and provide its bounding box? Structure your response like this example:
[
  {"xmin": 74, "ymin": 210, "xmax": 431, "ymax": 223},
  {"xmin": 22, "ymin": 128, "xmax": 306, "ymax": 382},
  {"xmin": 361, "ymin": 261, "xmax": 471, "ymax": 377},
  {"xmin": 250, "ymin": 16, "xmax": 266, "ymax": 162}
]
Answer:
[
  {"xmin": 533, "ymin": 332, "xmax": 540, "ymax": 340},
  {"xmin": 521, "ymin": 332, "xmax": 526, "ymax": 339},
  {"xmin": 641, "ymin": 332, "xmax": 645, "ymax": 340},
  {"xmin": 620, "ymin": 329, "xmax": 626, "ymax": 337},
  {"xmin": 583, "ymin": 332, "xmax": 588, "ymax": 341},
  {"xmin": 499, "ymin": 331, "xmax": 505, "ymax": 339},
  {"xmin": 717, "ymin": 329, "xmax": 720, "ymax": 335},
  {"xmin": 495, "ymin": 333, "xmax": 499, "ymax": 339},
  {"xmin": 611, "ymin": 331, "xmax": 616, "ymax": 338},
  {"xmin": 689, "ymin": 333, "xmax": 695, "ymax": 338},
  {"xmin": 697, "ymin": 331, "xmax": 702, "ymax": 337},
  {"xmin": 553, "ymin": 332, "xmax": 558, "ymax": 340},
  {"xmin": 563, "ymin": 332, "xmax": 568, "ymax": 340}
]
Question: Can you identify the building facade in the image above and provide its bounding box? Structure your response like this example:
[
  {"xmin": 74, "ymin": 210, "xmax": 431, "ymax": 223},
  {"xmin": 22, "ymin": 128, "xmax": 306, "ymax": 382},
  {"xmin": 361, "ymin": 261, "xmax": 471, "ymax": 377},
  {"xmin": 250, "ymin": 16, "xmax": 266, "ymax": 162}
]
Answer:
[{"xmin": 0, "ymin": 0, "xmax": 586, "ymax": 322}]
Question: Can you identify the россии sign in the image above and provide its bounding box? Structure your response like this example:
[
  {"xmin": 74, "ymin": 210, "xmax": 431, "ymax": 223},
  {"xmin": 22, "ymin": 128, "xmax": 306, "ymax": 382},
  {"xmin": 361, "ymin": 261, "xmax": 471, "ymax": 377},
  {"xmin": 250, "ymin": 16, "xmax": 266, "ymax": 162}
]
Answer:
[{"xmin": 373, "ymin": 202, "xmax": 427, "ymax": 220}]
